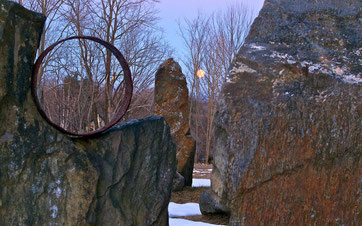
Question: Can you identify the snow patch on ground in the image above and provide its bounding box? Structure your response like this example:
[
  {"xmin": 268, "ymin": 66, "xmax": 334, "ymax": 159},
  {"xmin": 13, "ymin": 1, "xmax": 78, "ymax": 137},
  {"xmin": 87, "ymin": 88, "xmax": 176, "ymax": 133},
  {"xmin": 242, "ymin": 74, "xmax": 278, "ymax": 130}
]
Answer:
[
  {"xmin": 192, "ymin": 179, "xmax": 211, "ymax": 187},
  {"xmin": 193, "ymin": 169, "xmax": 212, "ymax": 174},
  {"xmin": 169, "ymin": 202, "xmax": 225, "ymax": 226},
  {"xmin": 169, "ymin": 202, "xmax": 201, "ymax": 217},
  {"xmin": 170, "ymin": 218, "xmax": 224, "ymax": 226}
]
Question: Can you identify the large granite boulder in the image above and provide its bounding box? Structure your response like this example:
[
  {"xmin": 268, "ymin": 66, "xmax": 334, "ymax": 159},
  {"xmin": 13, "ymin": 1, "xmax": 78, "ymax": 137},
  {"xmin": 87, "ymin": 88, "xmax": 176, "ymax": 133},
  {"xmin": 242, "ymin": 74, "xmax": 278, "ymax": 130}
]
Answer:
[
  {"xmin": 0, "ymin": 1, "xmax": 176, "ymax": 225},
  {"xmin": 201, "ymin": 0, "xmax": 361, "ymax": 224},
  {"xmin": 153, "ymin": 58, "xmax": 196, "ymax": 186}
]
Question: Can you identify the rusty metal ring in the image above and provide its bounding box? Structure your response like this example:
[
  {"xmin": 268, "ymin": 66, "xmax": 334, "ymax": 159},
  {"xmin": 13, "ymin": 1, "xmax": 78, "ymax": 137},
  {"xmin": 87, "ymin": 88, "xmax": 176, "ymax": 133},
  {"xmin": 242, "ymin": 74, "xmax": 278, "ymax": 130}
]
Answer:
[{"xmin": 31, "ymin": 36, "xmax": 133, "ymax": 138}]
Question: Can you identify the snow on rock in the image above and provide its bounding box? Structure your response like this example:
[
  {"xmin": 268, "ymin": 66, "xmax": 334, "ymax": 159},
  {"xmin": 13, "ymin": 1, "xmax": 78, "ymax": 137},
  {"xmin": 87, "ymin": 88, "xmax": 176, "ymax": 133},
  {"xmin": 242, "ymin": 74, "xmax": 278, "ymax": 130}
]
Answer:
[
  {"xmin": 206, "ymin": 0, "xmax": 362, "ymax": 223},
  {"xmin": 247, "ymin": 43, "xmax": 267, "ymax": 51},
  {"xmin": 268, "ymin": 51, "xmax": 296, "ymax": 64},
  {"xmin": 342, "ymin": 74, "xmax": 362, "ymax": 84},
  {"xmin": 230, "ymin": 62, "xmax": 257, "ymax": 74},
  {"xmin": 168, "ymin": 202, "xmax": 201, "ymax": 217},
  {"xmin": 169, "ymin": 218, "xmax": 225, "ymax": 226},
  {"xmin": 192, "ymin": 179, "xmax": 211, "ymax": 187}
]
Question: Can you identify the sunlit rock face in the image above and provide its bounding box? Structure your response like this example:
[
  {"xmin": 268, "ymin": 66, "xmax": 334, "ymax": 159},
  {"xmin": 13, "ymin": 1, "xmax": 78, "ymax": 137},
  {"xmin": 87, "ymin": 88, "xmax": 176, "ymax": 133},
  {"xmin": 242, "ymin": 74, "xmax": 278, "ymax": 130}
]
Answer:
[
  {"xmin": 0, "ymin": 1, "xmax": 175, "ymax": 225},
  {"xmin": 153, "ymin": 58, "xmax": 196, "ymax": 186},
  {"xmin": 202, "ymin": 0, "xmax": 361, "ymax": 224}
]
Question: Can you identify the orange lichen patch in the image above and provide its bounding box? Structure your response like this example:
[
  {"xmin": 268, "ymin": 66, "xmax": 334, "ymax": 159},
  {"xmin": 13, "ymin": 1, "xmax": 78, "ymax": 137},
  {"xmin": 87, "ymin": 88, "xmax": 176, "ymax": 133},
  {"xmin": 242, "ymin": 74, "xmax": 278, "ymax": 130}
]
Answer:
[
  {"xmin": 153, "ymin": 58, "xmax": 196, "ymax": 185},
  {"xmin": 228, "ymin": 95, "xmax": 361, "ymax": 224},
  {"xmin": 235, "ymin": 161, "xmax": 360, "ymax": 224},
  {"xmin": 208, "ymin": 0, "xmax": 361, "ymax": 224},
  {"xmin": 233, "ymin": 130, "xmax": 361, "ymax": 225}
]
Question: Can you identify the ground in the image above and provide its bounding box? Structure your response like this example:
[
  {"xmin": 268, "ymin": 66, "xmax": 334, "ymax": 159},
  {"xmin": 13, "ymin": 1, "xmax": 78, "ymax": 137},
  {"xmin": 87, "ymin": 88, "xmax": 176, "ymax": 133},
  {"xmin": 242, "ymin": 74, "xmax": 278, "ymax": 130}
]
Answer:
[{"xmin": 169, "ymin": 164, "xmax": 230, "ymax": 225}]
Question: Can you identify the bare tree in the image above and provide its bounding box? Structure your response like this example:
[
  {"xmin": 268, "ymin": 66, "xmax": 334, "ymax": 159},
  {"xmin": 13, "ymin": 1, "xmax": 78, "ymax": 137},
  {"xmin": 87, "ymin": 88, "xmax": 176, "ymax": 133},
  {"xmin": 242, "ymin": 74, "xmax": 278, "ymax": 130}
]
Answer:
[
  {"xmin": 178, "ymin": 13, "xmax": 210, "ymax": 161},
  {"xmin": 25, "ymin": 0, "xmax": 172, "ymax": 134},
  {"xmin": 64, "ymin": 0, "xmax": 172, "ymax": 124},
  {"xmin": 178, "ymin": 13, "xmax": 209, "ymax": 127},
  {"xmin": 214, "ymin": 3, "xmax": 253, "ymax": 83},
  {"xmin": 180, "ymin": 2, "xmax": 253, "ymax": 163},
  {"xmin": 24, "ymin": 0, "xmax": 69, "ymax": 76}
]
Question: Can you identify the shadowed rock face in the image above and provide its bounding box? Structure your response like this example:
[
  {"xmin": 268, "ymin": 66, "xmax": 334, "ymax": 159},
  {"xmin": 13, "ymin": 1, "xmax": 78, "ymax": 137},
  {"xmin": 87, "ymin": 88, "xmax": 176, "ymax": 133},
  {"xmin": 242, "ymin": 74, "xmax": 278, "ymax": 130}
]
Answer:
[
  {"xmin": 153, "ymin": 58, "xmax": 196, "ymax": 186},
  {"xmin": 79, "ymin": 118, "xmax": 176, "ymax": 226},
  {"xmin": 0, "ymin": 1, "xmax": 176, "ymax": 225},
  {"xmin": 201, "ymin": 0, "xmax": 361, "ymax": 224}
]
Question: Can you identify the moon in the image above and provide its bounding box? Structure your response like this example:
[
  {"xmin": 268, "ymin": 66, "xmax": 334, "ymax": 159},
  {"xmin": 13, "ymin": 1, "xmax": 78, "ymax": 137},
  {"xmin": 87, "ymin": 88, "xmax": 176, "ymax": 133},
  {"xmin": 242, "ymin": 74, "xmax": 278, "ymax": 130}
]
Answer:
[{"xmin": 196, "ymin": 69, "xmax": 205, "ymax": 78}]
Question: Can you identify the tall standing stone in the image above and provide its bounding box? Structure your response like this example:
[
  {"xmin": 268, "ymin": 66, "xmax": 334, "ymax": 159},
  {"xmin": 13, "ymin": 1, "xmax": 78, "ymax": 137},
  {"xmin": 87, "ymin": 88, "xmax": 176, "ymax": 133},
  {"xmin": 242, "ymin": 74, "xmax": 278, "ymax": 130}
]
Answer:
[
  {"xmin": 201, "ymin": 0, "xmax": 361, "ymax": 224},
  {"xmin": 0, "ymin": 1, "xmax": 176, "ymax": 225},
  {"xmin": 153, "ymin": 58, "xmax": 196, "ymax": 186}
]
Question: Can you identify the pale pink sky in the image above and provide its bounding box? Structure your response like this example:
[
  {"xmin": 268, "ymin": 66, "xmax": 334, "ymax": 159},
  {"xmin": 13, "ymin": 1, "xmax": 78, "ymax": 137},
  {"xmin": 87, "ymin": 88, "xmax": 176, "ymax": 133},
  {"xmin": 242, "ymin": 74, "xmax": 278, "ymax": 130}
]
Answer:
[{"xmin": 156, "ymin": 0, "xmax": 265, "ymax": 60}]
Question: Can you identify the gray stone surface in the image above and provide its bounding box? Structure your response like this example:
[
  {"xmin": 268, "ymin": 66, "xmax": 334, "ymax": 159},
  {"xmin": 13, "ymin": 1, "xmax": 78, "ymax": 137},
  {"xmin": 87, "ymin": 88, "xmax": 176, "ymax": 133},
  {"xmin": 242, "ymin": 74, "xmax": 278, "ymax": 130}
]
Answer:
[
  {"xmin": 84, "ymin": 117, "xmax": 176, "ymax": 226},
  {"xmin": 0, "ymin": 1, "xmax": 176, "ymax": 225},
  {"xmin": 202, "ymin": 0, "xmax": 361, "ymax": 224},
  {"xmin": 199, "ymin": 190, "xmax": 229, "ymax": 215},
  {"xmin": 172, "ymin": 171, "xmax": 185, "ymax": 192}
]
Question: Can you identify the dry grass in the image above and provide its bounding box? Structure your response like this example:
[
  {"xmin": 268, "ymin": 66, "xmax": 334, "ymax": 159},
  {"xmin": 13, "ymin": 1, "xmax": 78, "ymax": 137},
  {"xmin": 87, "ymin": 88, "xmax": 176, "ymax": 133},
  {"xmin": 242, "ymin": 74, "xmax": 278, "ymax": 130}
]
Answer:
[
  {"xmin": 171, "ymin": 186, "xmax": 208, "ymax": 203},
  {"xmin": 194, "ymin": 163, "xmax": 213, "ymax": 169},
  {"xmin": 193, "ymin": 163, "xmax": 212, "ymax": 179}
]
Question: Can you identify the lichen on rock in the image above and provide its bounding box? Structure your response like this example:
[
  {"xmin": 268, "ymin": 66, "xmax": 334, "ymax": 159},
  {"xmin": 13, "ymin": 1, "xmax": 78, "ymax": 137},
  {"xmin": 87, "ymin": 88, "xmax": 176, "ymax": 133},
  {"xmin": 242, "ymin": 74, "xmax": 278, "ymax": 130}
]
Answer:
[
  {"xmin": 201, "ymin": 0, "xmax": 361, "ymax": 224},
  {"xmin": 153, "ymin": 58, "xmax": 196, "ymax": 186}
]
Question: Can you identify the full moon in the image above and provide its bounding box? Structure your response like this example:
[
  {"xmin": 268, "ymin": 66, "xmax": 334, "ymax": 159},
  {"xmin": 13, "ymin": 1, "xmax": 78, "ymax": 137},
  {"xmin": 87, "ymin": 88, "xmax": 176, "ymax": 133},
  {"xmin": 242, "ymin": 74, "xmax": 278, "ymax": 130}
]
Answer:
[{"xmin": 196, "ymin": 69, "xmax": 205, "ymax": 78}]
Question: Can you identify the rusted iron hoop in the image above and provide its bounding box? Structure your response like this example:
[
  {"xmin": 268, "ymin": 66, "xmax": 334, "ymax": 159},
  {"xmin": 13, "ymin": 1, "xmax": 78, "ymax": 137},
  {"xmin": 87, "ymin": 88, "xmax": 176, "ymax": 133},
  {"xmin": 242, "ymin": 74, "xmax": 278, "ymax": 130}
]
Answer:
[{"xmin": 31, "ymin": 36, "xmax": 133, "ymax": 138}]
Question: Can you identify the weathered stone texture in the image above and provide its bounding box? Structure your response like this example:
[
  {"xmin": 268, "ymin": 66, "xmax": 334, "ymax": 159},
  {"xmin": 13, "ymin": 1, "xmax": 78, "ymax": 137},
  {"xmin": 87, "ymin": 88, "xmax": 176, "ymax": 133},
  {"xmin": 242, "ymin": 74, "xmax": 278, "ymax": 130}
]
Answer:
[
  {"xmin": 153, "ymin": 58, "xmax": 196, "ymax": 186},
  {"xmin": 202, "ymin": 0, "xmax": 362, "ymax": 225},
  {"xmin": 0, "ymin": 1, "xmax": 176, "ymax": 225},
  {"xmin": 199, "ymin": 189, "xmax": 228, "ymax": 215},
  {"xmin": 172, "ymin": 171, "xmax": 185, "ymax": 192},
  {"xmin": 82, "ymin": 117, "xmax": 176, "ymax": 226}
]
